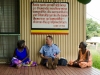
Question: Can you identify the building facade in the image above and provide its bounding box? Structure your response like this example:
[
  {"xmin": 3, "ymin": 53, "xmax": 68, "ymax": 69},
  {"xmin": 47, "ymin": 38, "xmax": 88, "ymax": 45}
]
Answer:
[{"xmin": 0, "ymin": 0, "xmax": 86, "ymax": 64}]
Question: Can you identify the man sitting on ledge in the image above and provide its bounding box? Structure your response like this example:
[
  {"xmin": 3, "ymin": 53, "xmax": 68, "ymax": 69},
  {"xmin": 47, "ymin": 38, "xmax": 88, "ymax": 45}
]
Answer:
[{"xmin": 39, "ymin": 35, "xmax": 60, "ymax": 69}]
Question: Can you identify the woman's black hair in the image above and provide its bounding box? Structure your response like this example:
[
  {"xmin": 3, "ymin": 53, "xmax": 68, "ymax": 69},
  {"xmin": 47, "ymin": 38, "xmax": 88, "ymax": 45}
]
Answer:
[
  {"xmin": 79, "ymin": 42, "xmax": 87, "ymax": 54},
  {"xmin": 17, "ymin": 40, "xmax": 25, "ymax": 48},
  {"xmin": 79, "ymin": 42, "xmax": 87, "ymax": 48},
  {"xmin": 21, "ymin": 40, "xmax": 25, "ymax": 44}
]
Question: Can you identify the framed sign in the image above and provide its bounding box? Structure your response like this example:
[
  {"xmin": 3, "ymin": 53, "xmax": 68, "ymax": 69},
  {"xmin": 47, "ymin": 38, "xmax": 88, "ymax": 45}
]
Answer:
[{"xmin": 31, "ymin": 2, "xmax": 69, "ymax": 34}]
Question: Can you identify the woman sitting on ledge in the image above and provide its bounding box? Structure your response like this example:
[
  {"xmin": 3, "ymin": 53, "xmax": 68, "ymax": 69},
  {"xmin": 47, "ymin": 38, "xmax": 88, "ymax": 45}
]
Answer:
[
  {"xmin": 68, "ymin": 42, "xmax": 92, "ymax": 68},
  {"xmin": 11, "ymin": 40, "xmax": 36, "ymax": 68}
]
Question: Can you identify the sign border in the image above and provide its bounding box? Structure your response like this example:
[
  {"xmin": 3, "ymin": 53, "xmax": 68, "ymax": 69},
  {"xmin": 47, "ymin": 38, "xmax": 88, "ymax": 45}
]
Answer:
[{"xmin": 31, "ymin": 2, "xmax": 69, "ymax": 34}]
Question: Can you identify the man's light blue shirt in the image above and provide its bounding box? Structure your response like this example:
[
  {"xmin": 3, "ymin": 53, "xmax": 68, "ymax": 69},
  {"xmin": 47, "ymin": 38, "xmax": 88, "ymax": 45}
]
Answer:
[{"xmin": 39, "ymin": 44, "xmax": 60, "ymax": 58}]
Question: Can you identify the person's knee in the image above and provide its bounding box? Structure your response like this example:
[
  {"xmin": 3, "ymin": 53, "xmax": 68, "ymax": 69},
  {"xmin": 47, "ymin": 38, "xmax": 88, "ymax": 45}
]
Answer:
[{"xmin": 79, "ymin": 62, "xmax": 88, "ymax": 68}]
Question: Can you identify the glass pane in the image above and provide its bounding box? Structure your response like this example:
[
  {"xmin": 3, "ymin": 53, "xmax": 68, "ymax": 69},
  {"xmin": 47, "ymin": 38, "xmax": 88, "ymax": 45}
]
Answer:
[
  {"xmin": 0, "ymin": 35, "xmax": 19, "ymax": 58},
  {"xmin": 0, "ymin": 0, "xmax": 20, "ymax": 34}
]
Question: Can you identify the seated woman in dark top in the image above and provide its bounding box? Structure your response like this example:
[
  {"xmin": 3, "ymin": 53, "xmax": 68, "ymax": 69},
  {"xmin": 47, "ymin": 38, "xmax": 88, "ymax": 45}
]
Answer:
[
  {"xmin": 68, "ymin": 42, "xmax": 92, "ymax": 68},
  {"xmin": 13, "ymin": 40, "xmax": 30, "ymax": 68}
]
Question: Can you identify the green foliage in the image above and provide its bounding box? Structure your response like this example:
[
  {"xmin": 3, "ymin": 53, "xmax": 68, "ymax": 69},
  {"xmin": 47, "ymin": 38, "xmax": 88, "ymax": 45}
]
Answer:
[
  {"xmin": 86, "ymin": 18, "xmax": 100, "ymax": 39},
  {"xmin": 77, "ymin": 0, "xmax": 91, "ymax": 4},
  {"xmin": 91, "ymin": 50, "xmax": 100, "ymax": 69}
]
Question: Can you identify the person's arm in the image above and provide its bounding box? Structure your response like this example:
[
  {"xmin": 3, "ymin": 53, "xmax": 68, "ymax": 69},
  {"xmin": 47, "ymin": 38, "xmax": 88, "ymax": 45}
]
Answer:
[
  {"xmin": 40, "ymin": 46, "xmax": 49, "ymax": 59},
  {"xmin": 55, "ymin": 45, "xmax": 60, "ymax": 58},
  {"xmin": 55, "ymin": 53, "xmax": 60, "ymax": 58},
  {"xmin": 21, "ymin": 46, "xmax": 29, "ymax": 62},
  {"xmin": 84, "ymin": 51, "xmax": 90, "ymax": 62},
  {"xmin": 40, "ymin": 54, "xmax": 48, "ymax": 59}
]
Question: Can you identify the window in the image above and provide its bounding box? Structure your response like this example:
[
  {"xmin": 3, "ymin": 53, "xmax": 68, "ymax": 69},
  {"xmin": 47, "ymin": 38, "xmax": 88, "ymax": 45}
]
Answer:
[
  {"xmin": 0, "ymin": 0, "xmax": 20, "ymax": 34},
  {"xmin": 0, "ymin": 35, "xmax": 18, "ymax": 58},
  {"xmin": 94, "ymin": 43, "xmax": 96, "ymax": 45},
  {"xmin": 90, "ymin": 43, "xmax": 93, "ymax": 44}
]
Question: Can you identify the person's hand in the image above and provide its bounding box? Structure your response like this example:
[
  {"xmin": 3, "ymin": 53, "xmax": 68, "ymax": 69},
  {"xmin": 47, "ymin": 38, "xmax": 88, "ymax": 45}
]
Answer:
[
  {"xmin": 54, "ymin": 54, "xmax": 59, "ymax": 58},
  {"xmin": 55, "ymin": 55, "xmax": 58, "ymax": 58},
  {"xmin": 73, "ymin": 60, "xmax": 79, "ymax": 64},
  {"xmin": 44, "ymin": 56, "xmax": 49, "ymax": 59},
  {"xmin": 73, "ymin": 61, "xmax": 78, "ymax": 64},
  {"xmin": 74, "ymin": 61, "xmax": 82, "ymax": 63},
  {"xmin": 24, "ymin": 45, "xmax": 27, "ymax": 48},
  {"xmin": 18, "ymin": 60, "xmax": 22, "ymax": 63},
  {"xmin": 78, "ymin": 61, "xmax": 83, "ymax": 63},
  {"xmin": 74, "ymin": 62, "xmax": 77, "ymax": 63}
]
